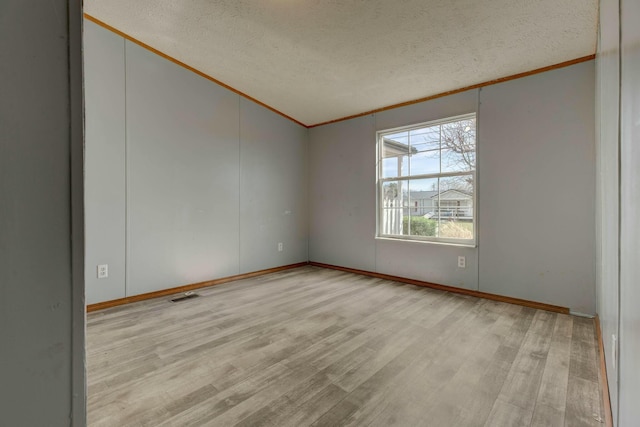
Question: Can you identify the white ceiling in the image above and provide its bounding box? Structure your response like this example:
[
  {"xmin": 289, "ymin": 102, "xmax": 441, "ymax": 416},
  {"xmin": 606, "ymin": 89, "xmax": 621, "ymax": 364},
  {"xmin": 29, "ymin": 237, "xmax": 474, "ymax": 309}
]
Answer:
[{"xmin": 85, "ymin": 0, "xmax": 598, "ymax": 127}]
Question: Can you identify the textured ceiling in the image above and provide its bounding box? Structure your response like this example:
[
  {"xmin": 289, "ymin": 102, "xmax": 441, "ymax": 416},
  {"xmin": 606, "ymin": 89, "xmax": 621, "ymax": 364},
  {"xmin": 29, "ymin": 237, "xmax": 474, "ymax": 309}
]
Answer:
[{"xmin": 85, "ymin": 0, "xmax": 598, "ymax": 126}]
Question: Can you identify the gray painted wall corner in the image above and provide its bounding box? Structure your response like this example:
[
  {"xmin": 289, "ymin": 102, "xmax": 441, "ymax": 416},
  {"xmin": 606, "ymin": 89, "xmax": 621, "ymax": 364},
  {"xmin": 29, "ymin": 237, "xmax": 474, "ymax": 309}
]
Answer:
[
  {"xmin": 0, "ymin": 0, "xmax": 86, "ymax": 424},
  {"xmin": 84, "ymin": 21, "xmax": 310, "ymax": 303}
]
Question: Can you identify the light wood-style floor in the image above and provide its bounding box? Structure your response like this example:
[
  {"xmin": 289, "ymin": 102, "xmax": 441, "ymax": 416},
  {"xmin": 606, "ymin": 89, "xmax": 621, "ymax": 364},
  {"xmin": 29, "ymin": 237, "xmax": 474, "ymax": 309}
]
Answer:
[{"xmin": 87, "ymin": 266, "xmax": 604, "ymax": 426}]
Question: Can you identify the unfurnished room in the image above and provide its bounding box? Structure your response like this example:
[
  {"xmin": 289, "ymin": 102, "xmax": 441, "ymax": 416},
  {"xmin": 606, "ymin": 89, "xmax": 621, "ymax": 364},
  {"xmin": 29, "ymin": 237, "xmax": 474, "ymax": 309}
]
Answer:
[{"xmin": 1, "ymin": 0, "xmax": 639, "ymax": 426}]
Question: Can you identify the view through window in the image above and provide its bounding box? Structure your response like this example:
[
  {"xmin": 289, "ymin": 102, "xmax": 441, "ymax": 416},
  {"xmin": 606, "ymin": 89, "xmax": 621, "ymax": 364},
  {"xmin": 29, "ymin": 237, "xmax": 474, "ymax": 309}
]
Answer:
[{"xmin": 377, "ymin": 113, "xmax": 476, "ymax": 244}]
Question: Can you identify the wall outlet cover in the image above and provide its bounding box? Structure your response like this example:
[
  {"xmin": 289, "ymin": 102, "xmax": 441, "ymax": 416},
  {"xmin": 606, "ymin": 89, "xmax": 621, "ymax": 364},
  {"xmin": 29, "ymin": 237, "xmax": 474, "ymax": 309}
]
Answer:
[
  {"xmin": 97, "ymin": 264, "xmax": 108, "ymax": 279},
  {"xmin": 458, "ymin": 256, "xmax": 466, "ymax": 268}
]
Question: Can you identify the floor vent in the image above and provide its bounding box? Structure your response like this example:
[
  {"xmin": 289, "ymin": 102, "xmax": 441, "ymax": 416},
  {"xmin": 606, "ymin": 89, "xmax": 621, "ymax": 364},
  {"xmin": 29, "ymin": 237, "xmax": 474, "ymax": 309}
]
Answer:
[{"xmin": 170, "ymin": 291, "xmax": 199, "ymax": 302}]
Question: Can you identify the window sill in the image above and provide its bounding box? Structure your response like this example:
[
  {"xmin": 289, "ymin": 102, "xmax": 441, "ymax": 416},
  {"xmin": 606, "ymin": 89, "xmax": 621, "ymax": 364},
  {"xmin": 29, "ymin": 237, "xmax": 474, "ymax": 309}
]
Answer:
[{"xmin": 375, "ymin": 236, "xmax": 477, "ymax": 248}]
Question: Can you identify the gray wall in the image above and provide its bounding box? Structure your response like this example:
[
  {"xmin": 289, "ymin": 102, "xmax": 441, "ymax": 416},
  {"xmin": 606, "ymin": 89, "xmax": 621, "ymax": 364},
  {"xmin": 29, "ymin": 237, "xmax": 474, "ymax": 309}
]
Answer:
[
  {"xmin": 309, "ymin": 116, "xmax": 377, "ymax": 272},
  {"xmin": 125, "ymin": 41, "xmax": 241, "ymax": 295},
  {"xmin": 595, "ymin": 0, "xmax": 620, "ymax": 420},
  {"xmin": 0, "ymin": 0, "xmax": 85, "ymax": 425},
  {"xmin": 84, "ymin": 20, "xmax": 127, "ymax": 303},
  {"xmin": 309, "ymin": 62, "xmax": 596, "ymax": 314},
  {"xmin": 478, "ymin": 62, "xmax": 596, "ymax": 315},
  {"xmin": 84, "ymin": 21, "xmax": 308, "ymax": 303},
  {"xmin": 618, "ymin": 0, "xmax": 640, "ymax": 424},
  {"xmin": 239, "ymin": 98, "xmax": 309, "ymax": 274},
  {"xmin": 596, "ymin": 0, "xmax": 640, "ymax": 424}
]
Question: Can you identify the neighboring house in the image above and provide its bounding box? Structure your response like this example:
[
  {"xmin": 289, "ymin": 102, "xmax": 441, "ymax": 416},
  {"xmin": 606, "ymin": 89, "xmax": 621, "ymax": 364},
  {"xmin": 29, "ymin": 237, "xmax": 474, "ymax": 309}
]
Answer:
[
  {"xmin": 406, "ymin": 190, "xmax": 438, "ymax": 216},
  {"xmin": 402, "ymin": 189, "xmax": 472, "ymax": 220},
  {"xmin": 427, "ymin": 189, "xmax": 473, "ymax": 220},
  {"xmin": 382, "ymin": 188, "xmax": 472, "ymax": 236}
]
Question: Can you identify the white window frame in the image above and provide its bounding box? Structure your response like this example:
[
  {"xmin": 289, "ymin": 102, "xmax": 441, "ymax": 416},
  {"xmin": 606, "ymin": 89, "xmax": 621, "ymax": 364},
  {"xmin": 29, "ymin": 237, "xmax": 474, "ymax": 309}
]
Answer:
[{"xmin": 376, "ymin": 113, "xmax": 477, "ymax": 246}]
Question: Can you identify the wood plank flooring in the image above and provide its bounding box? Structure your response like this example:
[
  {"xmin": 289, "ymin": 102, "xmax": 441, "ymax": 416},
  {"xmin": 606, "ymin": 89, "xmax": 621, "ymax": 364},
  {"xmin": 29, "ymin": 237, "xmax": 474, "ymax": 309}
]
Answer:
[{"xmin": 87, "ymin": 266, "xmax": 604, "ymax": 426}]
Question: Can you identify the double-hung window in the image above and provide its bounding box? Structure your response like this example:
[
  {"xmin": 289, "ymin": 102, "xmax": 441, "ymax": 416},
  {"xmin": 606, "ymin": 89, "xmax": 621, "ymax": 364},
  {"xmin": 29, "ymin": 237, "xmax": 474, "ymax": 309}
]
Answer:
[{"xmin": 377, "ymin": 113, "xmax": 476, "ymax": 245}]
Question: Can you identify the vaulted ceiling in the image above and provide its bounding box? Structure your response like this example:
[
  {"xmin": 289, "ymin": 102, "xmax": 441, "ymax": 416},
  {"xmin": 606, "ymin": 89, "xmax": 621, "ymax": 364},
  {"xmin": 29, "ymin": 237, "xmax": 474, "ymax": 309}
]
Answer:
[{"xmin": 85, "ymin": 0, "xmax": 598, "ymax": 126}]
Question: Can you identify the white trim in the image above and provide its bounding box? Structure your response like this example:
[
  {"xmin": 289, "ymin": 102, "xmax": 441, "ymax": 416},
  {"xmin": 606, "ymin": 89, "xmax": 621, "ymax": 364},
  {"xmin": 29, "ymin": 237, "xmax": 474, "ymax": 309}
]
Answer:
[
  {"xmin": 379, "ymin": 169, "xmax": 473, "ymax": 183},
  {"xmin": 375, "ymin": 236, "xmax": 477, "ymax": 248},
  {"xmin": 377, "ymin": 112, "xmax": 478, "ymax": 136}
]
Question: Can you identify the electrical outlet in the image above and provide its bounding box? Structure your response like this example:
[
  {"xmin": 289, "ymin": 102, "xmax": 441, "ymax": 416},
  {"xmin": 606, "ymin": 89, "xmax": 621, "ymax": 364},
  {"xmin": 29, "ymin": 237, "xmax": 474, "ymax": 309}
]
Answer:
[
  {"xmin": 278, "ymin": 242, "xmax": 283, "ymax": 252},
  {"xmin": 97, "ymin": 264, "xmax": 108, "ymax": 279},
  {"xmin": 458, "ymin": 256, "xmax": 466, "ymax": 268},
  {"xmin": 612, "ymin": 334, "xmax": 617, "ymax": 370}
]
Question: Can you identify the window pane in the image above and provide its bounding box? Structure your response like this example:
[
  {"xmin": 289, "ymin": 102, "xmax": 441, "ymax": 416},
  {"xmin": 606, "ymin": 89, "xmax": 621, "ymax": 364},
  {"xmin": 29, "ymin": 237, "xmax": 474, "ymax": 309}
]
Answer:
[
  {"xmin": 440, "ymin": 119, "xmax": 476, "ymax": 171},
  {"xmin": 382, "ymin": 133, "xmax": 410, "ymax": 158},
  {"xmin": 410, "ymin": 149, "xmax": 440, "ymax": 176},
  {"xmin": 384, "ymin": 131, "xmax": 408, "ymax": 145},
  {"xmin": 441, "ymin": 118, "xmax": 476, "ymax": 142},
  {"xmin": 438, "ymin": 219, "xmax": 474, "ymax": 240},
  {"xmin": 407, "ymin": 179, "xmax": 438, "ymax": 237},
  {"xmin": 441, "ymin": 148, "xmax": 475, "ymax": 173},
  {"xmin": 380, "ymin": 181, "xmax": 406, "ymax": 235},
  {"xmin": 410, "ymin": 126, "xmax": 440, "ymax": 152},
  {"xmin": 381, "ymin": 180, "xmax": 401, "ymax": 200},
  {"xmin": 382, "ymin": 133, "xmax": 410, "ymax": 178},
  {"xmin": 381, "ymin": 156, "xmax": 409, "ymax": 178},
  {"xmin": 437, "ymin": 175, "xmax": 474, "ymax": 240},
  {"xmin": 440, "ymin": 175, "xmax": 473, "ymax": 193}
]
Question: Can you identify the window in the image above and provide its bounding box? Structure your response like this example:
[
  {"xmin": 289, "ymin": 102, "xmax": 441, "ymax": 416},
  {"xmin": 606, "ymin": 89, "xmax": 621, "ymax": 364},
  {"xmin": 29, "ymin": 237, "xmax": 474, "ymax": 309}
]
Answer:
[{"xmin": 377, "ymin": 113, "xmax": 476, "ymax": 245}]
